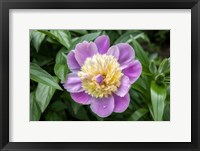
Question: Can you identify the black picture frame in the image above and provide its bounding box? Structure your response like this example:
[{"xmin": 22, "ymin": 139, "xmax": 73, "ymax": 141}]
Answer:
[{"xmin": 0, "ymin": 0, "xmax": 200, "ymax": 150}]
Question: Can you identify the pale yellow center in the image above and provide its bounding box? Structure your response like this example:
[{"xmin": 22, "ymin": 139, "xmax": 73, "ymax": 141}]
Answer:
[{"xmin": 78, "ymin": 54, "xmax": 123, "ymax": 98}]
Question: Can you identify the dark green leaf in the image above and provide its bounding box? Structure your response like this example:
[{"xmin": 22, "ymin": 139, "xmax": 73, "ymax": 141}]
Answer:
[
  {"xmin": 30, "ymin": 91, "xmax": 41, "ymax": 121},
  {"xmin": 54, "ymin": 64, "xmax": 68, "ymax": 82},
  {"xmin": 76, "ymin": 106, "xmax": 89, "ymax": 121},
  {"xmin": 131, "ymin": 39, "xmax": 149, "ymax": 69},
  {"xmin": 32, "ymin": 57, "xmax": 53, "ymax": 67},
  {"xmin": 35, "ymin": 77, "xmax": 58, "ymax": 112},
  {"xmin": 71, "ymin": 101, "xmax": 81, "ymax": 115},
  {"xmin": 30, "ymin": 63, "xmax": 62, "ymax": 90},
  {"xmin": 150, "ymin": 81, "xmax": 167, "ymax": 121},
  {"xmin": 155, "ymin": 73, "xmax": 165, "ymax": 84},
  {"xmin": 129, "ymin": 108, "xmax": 148, "ymax": 121},
  {"xmin": 129, "ymin": 89, "xmax": 143, "ymax": 109},
  {"xmin": 50, "ymin": 101, "xmax": 67, "ymax": 112},
  {"xmin": 30, "ymin": 30, "xmax": 46, "ymax": 52},
  {"xmin": 45, "ymin": 111, "xmax": 64, "ymax": 121},
  {"xmin": 132, "ymin": 83, "xmax": 150, "ymax": 101},
  {"xmin": 70, "ymin": 32, "xmax": 101, "ymax": 49}
]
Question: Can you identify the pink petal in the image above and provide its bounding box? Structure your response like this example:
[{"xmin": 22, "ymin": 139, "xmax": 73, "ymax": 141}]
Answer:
[
  {"xmin": 67, "ymin": 50, "xmax": 80, "ymax": 72},
  {"xmin": 63, "ymin": 73, "xmax": 83, "ymax": 93},
  {"xmin": 113, "ymin": 93, "xmax": 130, "ymax": 113},
  {"xmin": 106, "ymin": 46, "xmax": 119, "ymax": 60},
  {"xmin": 74, "ymin": 41, "xmax": 98, "ymax": 66},
  {"xmin": 94, "ymin": 35, "xmax": 110, "ymax": 54},
  {"xmin": 114, "ymin": 75, "xmax": 131, "ymax": 97},
  {"xmin": 117, "ymin": 43, "xmax": 135, "ymax": 69},
  {"xmin": 90, "ymin": 96, "xmax": 114, "ymax": 118},
  {"xmin": 122, "ymin": 60, "xmax": 142, "ymax": 84},
  {"xmin": 71, "ymin": 92, "xmax": 91, "ymax": 105}
]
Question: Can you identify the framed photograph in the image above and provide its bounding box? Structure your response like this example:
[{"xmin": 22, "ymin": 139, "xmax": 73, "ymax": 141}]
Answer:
[{"xmin": 0, "ymin": 0, "xmax": 199, "ymax": 151}]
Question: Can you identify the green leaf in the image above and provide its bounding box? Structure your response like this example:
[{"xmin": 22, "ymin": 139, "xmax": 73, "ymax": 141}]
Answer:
[
  {"xmin": 75, "ymin": 106, "xmax": 89, "ymax": 121},
  {"xmin": 114, "ymin": 31, "xmax": 138, "ymax": 44},
  {"xmin": 155, "ymin": 73, "xmax": 165, "ymax": 84},
  {"xmin": 54, "ymin": 48, "xmax": 68, "ymax": 82},
  {"xmin": 71, "ymin": 101, "xmax": 81, "ymax": 115},
  {"xmin": 46, "ymin": 37, "xmax": 60, "ymax": 44},
  {"xmin": 35, "ymin": 77, "xmax": 58, "ymax": 112},
  {"xmin": 30, "ymin": 91, "xmax": 41, "ymax": 121},
  {"xmin": 32, "ymin": 57, "xmax": 53, "ymax": 67},
  {"xmin": 129, "ymin": 89, "xmax": 144, "ymax": 109},
  {"xmin": 129, "ymin": 108, "xmax": 149, "ymax": 121},
  {"xmin": 54, "ymin": 64, "xmax": 68, "ymax": 82},
  {"xmin": 30, "ymin": 30, "xmax": 46, "ymax": 52},
  {"xmin": 71, "ymin": 30, "xmax": 88, "ymax": 35},
  {"xmin": 149, "ymin": 53, "xmax": 158, "ymax": 60},
  {"xmin": 149, "ymin": 60, "xmax": 157, "ymax": 75},
  {"xmin": 62, "ymin": 52, "xmax": 67, "ymax": 60},
  {"xmin": 114, "ymin": 31, "xmax": 149, "ymax": 44},
  {"xmin": 131, "ymin": 39, "xmax": 149, "ymax": 69},
  {"xmin": 147, "ymin": 103, "xmax": 154, "ymax": 119},
  {"xmin": 55, "ymin": 47, "xmax": 68, "ymax": 64},
  {"xmin": 163, "ymin": 101, "xmax": 170, "ymax": 121},
  {"xmin": 30, "ymin": 63, "xmax": 62, "ymax": 90},
  {"xmin": 50, "ymin": 30, "xmax": 71, "ymax": 49},
  {"xmin": 150, "ymin": 81, "xmax": 167, "ymax": 121},
  {"xmin": 50, "ymin": 101, "xmax": 67, "ymax": 112},
  {"xmin": 38, "ymin": 30, "xmax": 57, "ymax": 39},
  {"xmin": 70, "ymin": 32, "xmax": 101, "ymax": 49},
  {"xmin": 45, "ymin": 111, "xmax": 64, "ymax": 121},
  {"xmin": 132, "ymin": 84, "xmax": 149, "ymax": 101},
  {"xmin": 38, "ymin": 30, "xmax": 71, "ymax": 49},
  {"xmin": 158, "ymin": 58, "xmax": 170, "ymax": 74},
  {"xmin": 62, "ymin": 92, "xmax": 89, "ymax": 120}
]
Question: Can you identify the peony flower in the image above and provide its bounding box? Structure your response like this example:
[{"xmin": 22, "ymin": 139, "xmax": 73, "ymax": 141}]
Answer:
[{"xmin": 63, "ymin": 35, "xmax": 142, "ymax": 118}]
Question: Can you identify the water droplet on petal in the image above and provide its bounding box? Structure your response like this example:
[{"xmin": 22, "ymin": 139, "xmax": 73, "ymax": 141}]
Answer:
[{"xmin": 103, "ymin": 105, "xmax": 107, "ymax": 109}]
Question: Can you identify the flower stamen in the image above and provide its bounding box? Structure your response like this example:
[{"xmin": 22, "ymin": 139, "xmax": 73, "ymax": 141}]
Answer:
[{"xmin": 78, "ymin": 54, "xmax": 123, "ymax": 98}]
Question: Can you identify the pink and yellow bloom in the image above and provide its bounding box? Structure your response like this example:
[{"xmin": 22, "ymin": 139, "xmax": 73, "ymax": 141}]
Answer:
[{"xmin": 64, "ymin": 35, "xmax": 142, "ymax": 117}]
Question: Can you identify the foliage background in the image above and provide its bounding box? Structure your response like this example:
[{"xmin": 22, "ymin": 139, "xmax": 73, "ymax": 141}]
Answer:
[{"xmin": 30, "ymin": 30, "xmax": 170, "ymax": 121}]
